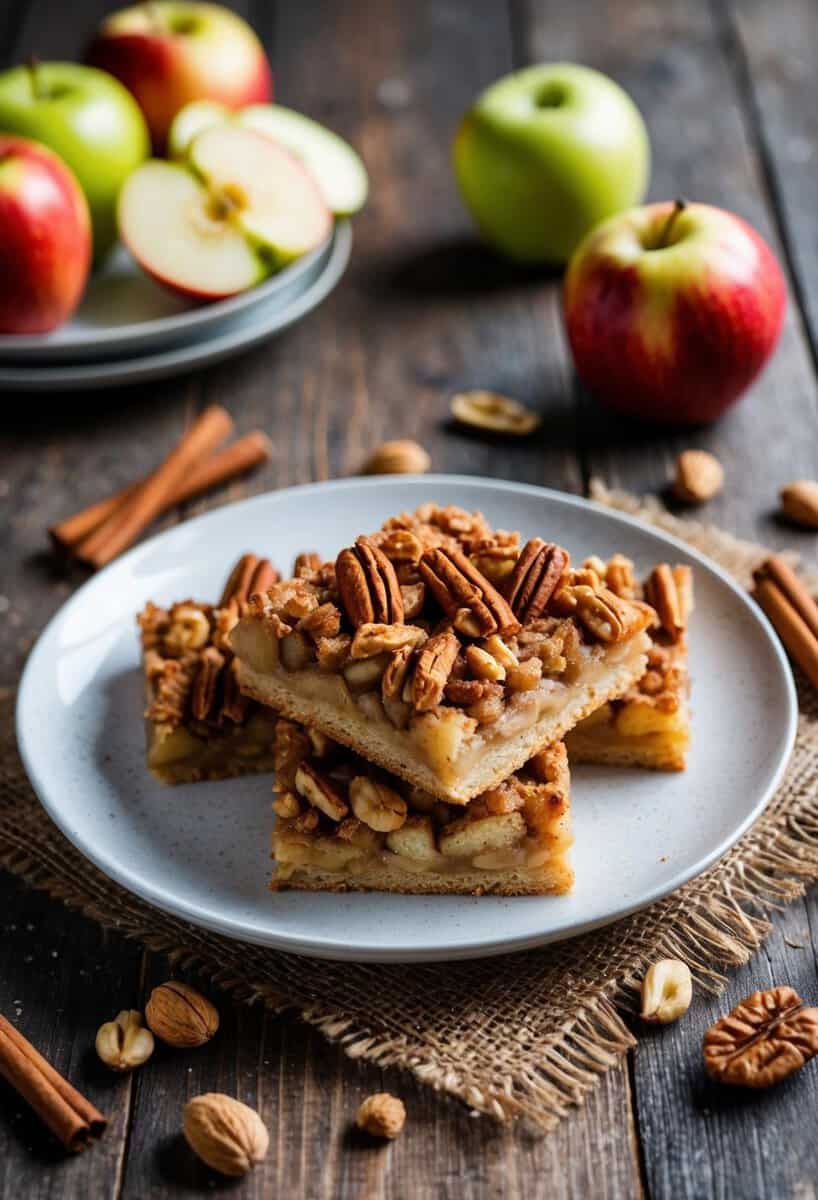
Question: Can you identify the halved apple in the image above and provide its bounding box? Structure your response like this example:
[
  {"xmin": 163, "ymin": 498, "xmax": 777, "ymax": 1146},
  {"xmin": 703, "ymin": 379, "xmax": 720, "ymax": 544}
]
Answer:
[
  {"xmin": 168, "ymin": 99, "xmax": 369, "ymax": 216},
  {"xmin": 119, "ymin": 125, "xmax": 331, "ymax": 300}
]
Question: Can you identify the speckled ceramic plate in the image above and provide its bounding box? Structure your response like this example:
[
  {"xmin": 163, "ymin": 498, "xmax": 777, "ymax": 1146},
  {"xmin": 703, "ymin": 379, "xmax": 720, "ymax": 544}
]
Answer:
[{"xmin": 16, "ymin": 477, "xmax": 797, "ymax": 962}]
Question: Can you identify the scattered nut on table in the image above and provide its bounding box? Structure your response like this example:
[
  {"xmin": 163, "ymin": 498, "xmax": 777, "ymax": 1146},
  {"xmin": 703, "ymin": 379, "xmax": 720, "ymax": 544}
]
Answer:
[
  {"xmin": 640, "ymin": 959, "xmax": 693, "ymax": 1024},
  {"xmin": 780, "ymin": 480, "xmax": 818, "ymax": 528},
  {"xmin": 703, "ymin": 985, "xmax": 818, "ymax": 1087},
  {"xmin": 95, "ymin": 1009, "xmax": 154, "ymax": 1071},
  {"xmin": 673, "ymin": 449, "xmax": 724, "ymax": 503},
  {"xmin": 145, "ymin": 981, "xmax": 219, "ymax": 1048},
  {"xmin": 183, "ymin": 1093, "xmax": 269, "ymax": 1176},
  {"xmin": 362, "ymin": 439, "xmax": 431, "ymax": 475},
  {"xmin": 450, "ymin": 389, "xmax": 540, "ymax": 435},
  {"xmin": 356, "ymin": 1092, "xmax": 406, "ymax": 1139}
]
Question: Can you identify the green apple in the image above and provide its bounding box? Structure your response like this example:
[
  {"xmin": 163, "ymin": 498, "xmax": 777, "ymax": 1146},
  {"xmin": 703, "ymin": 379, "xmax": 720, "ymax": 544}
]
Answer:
[
  {"xmin": 119, "ymin": 125, "xmax": 331, "ymax": 299},
  {"xmin": 453, "ymin": 63, "xmax": 650, "ymax": 264},
  {"xmin": 0, "ymin": 61, "xmax": 149, "ymax": 261},
  {"xmin": 168, "ymin": 99, "xmax": 368, "ymax": 216}
]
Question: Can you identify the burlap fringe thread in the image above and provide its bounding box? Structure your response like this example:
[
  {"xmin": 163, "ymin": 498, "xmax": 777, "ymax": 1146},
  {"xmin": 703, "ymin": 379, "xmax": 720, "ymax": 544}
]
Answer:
[{"xmin": 2, "ymin": 481, "xmax": 818, "ymax": 1131}]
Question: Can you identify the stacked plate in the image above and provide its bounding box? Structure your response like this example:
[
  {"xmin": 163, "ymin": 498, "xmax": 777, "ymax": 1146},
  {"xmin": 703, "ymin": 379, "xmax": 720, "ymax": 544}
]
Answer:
[{"xmin": 0, "ymin": 220, "xmax": 351, "ymax": 391}]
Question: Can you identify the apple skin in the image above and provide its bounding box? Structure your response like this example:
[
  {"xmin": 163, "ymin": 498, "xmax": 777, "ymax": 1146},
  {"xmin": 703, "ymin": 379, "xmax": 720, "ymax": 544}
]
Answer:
[
  {"xmin": 0, "ymin": 62, "xmax": 149, "ymax": 261},
  {"xmin": 453, "ymin": 63, "xmax": 649, "ymax": 264},
  {"xmin": 563, "ymin": 201, "xmax": 786, "ymax": 425},
  {"xmin": 86, "ymin": 1, "xmax": 272, "ymax": 151},
  {"xmin": 0, "ymin": 136, "xmax": 91, "ymax": 333}
]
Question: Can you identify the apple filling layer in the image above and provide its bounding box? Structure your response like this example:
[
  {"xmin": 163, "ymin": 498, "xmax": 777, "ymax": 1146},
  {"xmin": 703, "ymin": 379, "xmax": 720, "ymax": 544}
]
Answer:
[
  {"xmin": 566, "ymin": 561, "xmax": 693, "ymax": 772},
  {"xmin": 230, "ymin": 503, "xmax": 654, "ymax": 804},
  {"xmin": 271, "ymin": 720, "xmax": 573, "ymax": 896},
  {"xmin": 138, "ymin": 554, "xmax": 280, "ymax": 785}
]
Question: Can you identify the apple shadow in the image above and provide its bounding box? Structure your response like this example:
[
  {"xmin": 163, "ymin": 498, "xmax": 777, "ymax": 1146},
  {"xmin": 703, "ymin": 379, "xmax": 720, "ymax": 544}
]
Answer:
[{"xmin": 365, "ymin": 235, "xmax": 564, "ymax": 301}]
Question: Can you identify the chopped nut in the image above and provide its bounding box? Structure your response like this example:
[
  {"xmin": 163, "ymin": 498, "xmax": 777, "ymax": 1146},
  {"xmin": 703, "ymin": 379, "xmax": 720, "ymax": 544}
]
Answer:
[
  {"xmin": 295, "ymin": 761, "xmax": 349, "ymax": 821},
  {"xmin": 506, "ymin": 657, "xmax": 543, "ymax": 691},
  {"xmin": 572, "ymin": 586, "xmax": 654, "ymax": 644},
  {"xmin": 703, "ymin": 986, "xmax": 818, "ymax": 1088},
  {"xmin": 386, "ymin": 814, "xmax": 439, "ymax": 861},
  {"xmin": 349, "ymin": 776, "xmax": 408, "ymax": 832},
  {"xmin": 605, "ymin": 554, "xmax": 637, "ymax": 599},
  {"xmin": 315, "ymin": 633, "xmax": 352, "ymax": 671},
  {"xmin": 272, "ymin": 791, "xmax": 302, "ymax": 819},
  {"xmin": 481, "ymin": 634, "xmax": 518, "ymax": 669},
  {"xmin": 362, "ymin": 439, "xmax": 431, "ymax": 475},
  {"xmin": 145, "ymin": 981, "xmax": 219, "ymax": 1048},
  {"xmin": 674, "ymin": 449, "xmax": 724, "ymax": 503},
  {"xmin": 382, "ymin": 643, "xmax": 416, "ymax": 700},
  {"xmin": 400, "ymin": 581, "xmax": 426, "ymax": 620},
  {"xmin": 299, "ymin": 603, "xmax": 342, "ymax": 641},
  {"xmin": 466, "ymin": 644, "xmax": 506, "ymax": 682},
  {"xmin": 780, "ymin": 480, "xmax": 818, "ymax": 528},
  {"xmin": 356, "ymin": 1093, "xmax": 406, "ymax": 1139},
  {"xmin": 351, "ymin": 622, "xmax": 427, "ymax": 659},
  {"xmin": 640, "ymin": 960, "xmax": 693, "ymax": 1024},
  {"xmin": 164, "ymin": 604, "xmax": 211, "ymax": 656},
  {"xmin": 183, "ymin": 1093, "xmax": 269, "ymax": 1176},
  {"xmin": 451, "ymin": 389, "xmax": 540, "ymax": 435},
  {"xmin": 644, "ymin": 564, "xmax": 686, "ymax": 641},
  {"xmin": 191, "ymin": 645, "xmax": 225, "ymax": 722},
  {"xmin": 343, "ymin": 654, "xmax": 389, "ymax": 692},
  {"xmin": 95, "ymin": 1010, "xmax": 154, "ymax": 1071}
]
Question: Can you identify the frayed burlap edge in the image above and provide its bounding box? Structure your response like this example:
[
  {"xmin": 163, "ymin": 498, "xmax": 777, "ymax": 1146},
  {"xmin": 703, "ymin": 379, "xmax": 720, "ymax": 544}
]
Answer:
[{"xmin": 3, "ymin": 481, "xmax": 818, "ymax": 1131}]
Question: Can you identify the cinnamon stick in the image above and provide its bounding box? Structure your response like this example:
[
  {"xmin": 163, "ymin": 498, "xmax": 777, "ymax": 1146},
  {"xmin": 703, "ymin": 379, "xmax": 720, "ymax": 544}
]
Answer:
[
  {"xmin": 753, "ymin": 555, "xmax": 818, "ymax": 641},
  {"xmin": 50, "ymin": 431, "xmax": 273, "ymax": 554},
  {"xmin": 0, "ymin": 1014, "xmax": 106, "ymax": 1152},
  {"xmin": 73, "ymin": 405, "xmax": 234, "ymax": 569},
  {"xmin": 753, "ymin": 576, "xmax": 818, "ymax": 692}
]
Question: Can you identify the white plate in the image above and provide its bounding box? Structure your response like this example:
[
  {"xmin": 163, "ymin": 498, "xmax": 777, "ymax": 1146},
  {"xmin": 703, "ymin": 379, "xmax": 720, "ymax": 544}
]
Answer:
[
  {"xmin": 0, "ymin": 229, "xmax": 334, "ymax": 363},
  {"xmin": 16, "ymin": 477, "xmax": 797, "ymax": 962},
  {"xmin": 0, "ymin": 223, "xmax": 351, "ymax": 391}
]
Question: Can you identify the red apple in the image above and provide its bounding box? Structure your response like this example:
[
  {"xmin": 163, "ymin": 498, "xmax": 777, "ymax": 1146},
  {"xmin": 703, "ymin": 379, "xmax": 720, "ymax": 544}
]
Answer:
[
  {"xmin": 0, "ymin": 135, "xmax": 91, "ymax": 334},
  {"xmin": 85, "ymin": 2, "xmax": 272, "ymax": 152},
  {"xmin": 563, "ymin": 200, "xmax": 786, "ymax": 424}
]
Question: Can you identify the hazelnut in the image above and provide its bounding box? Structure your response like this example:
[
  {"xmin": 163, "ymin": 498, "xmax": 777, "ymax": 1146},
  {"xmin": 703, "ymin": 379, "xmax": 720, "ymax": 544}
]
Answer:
[
  {"xmin": 95, "ymin": 1009, "xmax": 154, "ymax": 1071},
  {"xmin": 183, "ymin": 1093, "xmax": 269, "ymax": 1176},
  {"xmin": 145, "ymin": 981, "xmax": 219, "ymax": 1048},
  {"xmin": 362, "ymin": 439, "xmax": 431, "ymax": 475},
  {"xmin": 356, "ymin": 1092, "xmax": 406, "ymax": 1139},
  {"xmin": 640, "ymin": 959, "xmax": 693, "ymax": 1024},
  {"xmin": 780, "ymin": 480, "xmax": 818, "ymax": 528}
]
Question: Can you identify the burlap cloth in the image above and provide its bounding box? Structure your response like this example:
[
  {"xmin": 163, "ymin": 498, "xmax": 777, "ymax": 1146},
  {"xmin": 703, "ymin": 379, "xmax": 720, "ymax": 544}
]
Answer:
[{"xmin": 4, "ymin": 481, "xmax": 818, "ymax": 1131}]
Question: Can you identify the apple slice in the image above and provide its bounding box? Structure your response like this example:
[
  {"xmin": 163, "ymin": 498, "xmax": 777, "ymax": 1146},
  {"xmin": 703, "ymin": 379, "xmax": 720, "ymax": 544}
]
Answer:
[
  {"xmin": 119, "ymin": 126, "xmax": 331, "ymax": 300},
  {"xmin": 168, "ymin": 99, "xmax": 368, "ymax": 216},
  {"xmin": 238, "ymin": 105, "xmax": 368, "ymax": 216}
]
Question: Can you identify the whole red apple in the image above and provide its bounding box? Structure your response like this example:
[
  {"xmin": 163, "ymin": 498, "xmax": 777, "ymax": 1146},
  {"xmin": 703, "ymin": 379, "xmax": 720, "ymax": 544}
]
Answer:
[
  {"xmin": 86, "ymin": 2, "xmax": 272, "ymax": 151},
  {"xmin": 0, "ymin": 136, "xmax": 91, "ymax": 334},
  {"xmin": 563, "ymin": 200, "xmax": 786, "ymax": 424}
]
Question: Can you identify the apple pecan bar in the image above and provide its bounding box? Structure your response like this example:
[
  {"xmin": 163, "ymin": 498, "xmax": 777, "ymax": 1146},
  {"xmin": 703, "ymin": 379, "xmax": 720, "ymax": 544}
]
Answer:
[
  {"xmin": 230, "ymin": 504, "xmax": 653, "ymax": 804},
  {"xmin": 270, "ymin": 718, "xmax": 573, "ymax": 895},
  {"xmin": 566, "ymin": 559, "xmax": 693, "ymax": 771},
  {"xmin": 139, "ymin": 554, "xmax": 281, "ymax": 783}
]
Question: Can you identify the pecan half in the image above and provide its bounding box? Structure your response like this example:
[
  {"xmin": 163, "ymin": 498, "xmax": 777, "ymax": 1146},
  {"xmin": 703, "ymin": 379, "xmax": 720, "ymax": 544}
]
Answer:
[
  {"xmin": 605, "ymin": 554, "xmax": 637, "ymax": 599},
  {"xmin": 444, "ymin": 678, "xmax": 498, "ymax": 704},
  {"xmin": 703, "ymin": 986, "xmax": 818, "ymax": 1088},
  {"xmin": 644, "ymin": 564, "xmax": 690, "ymax": 641},
  {"xmin": 336, "ymin": 538, "xmax": 404, "ymax": 627},
  {"xmin": 382, "ymin": 644, "xmax": 416, "ymax": 700},
  {"xmin": 293, "ymin": 551, "xmax": 322, "ymax": 578},
  {"xmin": 573, "ymin": 586, "xmax": 653, "ymax": 644},
  {"xmin": 504, "ymin": 540, "xmax": 570, "ymax": 623},
  {"xmin": 294, "ymin": 761, "xmax": 348, "ymax": 822},
  {"xmin": 412, "ymin": 629, "xmax": 461, "ymax": 711},
  {"xmin": 418, "ymin": 547, "xmax": 519, "ymax": 637},
  {"xmin": 220, "ymin": 554, "xmax": 279, "ymax": 611},
  {"xmin": 191, "ymin": 646, "xmax": 225, "ymax": 722}
]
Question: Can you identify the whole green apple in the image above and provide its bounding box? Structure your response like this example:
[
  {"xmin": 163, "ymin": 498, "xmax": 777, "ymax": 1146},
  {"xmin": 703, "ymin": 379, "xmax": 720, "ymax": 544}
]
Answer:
[
  {"xmin": 0, "ymin": 61, "xmax": 149, "ymax": 261},
  {"xmin": 453, "ymin": 63, "xmax": 650, "ymax": 264}
]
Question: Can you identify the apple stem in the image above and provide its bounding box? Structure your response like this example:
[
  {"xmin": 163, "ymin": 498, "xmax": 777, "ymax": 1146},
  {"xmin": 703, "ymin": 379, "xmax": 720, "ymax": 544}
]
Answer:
[
  {"xmin": 25, "ymin": 56, "xmax": 43, "ymax": 102},
  {"xmin": 656, "ymin": 197, "xmax": 687, "ymax": 249}
]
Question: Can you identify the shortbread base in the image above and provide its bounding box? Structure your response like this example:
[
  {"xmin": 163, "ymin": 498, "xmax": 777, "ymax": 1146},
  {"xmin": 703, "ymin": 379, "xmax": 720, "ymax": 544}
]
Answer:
[{"xmin": 270, "ymin": 858, "xmax": 574, "ymax": 896}]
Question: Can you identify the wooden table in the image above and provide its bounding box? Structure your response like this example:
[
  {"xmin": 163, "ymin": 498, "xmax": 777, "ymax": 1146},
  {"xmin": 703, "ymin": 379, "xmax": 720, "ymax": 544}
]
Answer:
[{"xmin": 4, "ymin": 0, "xmax": 818, "ymax": 1195}]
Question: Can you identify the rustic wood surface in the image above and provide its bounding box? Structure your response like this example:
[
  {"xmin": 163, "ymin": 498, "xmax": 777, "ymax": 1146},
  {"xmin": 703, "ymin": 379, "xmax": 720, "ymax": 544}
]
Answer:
[{"xmin": 3, "ymin": 0, "xmax": 818, "ymax": 1196}]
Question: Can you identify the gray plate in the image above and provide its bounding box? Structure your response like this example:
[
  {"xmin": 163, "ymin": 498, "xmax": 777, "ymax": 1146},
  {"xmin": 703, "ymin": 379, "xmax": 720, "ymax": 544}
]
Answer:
[
  {"xmin": 16, "ymin": 477, "xmax": 797, "ymax": 961},
  {"xmin": 0, "ymin": 222, "xmax": 351, "ymax": 390},
  {"xmin": 0, "ymin": 227, "xmax": 336, "ymax": 363}
]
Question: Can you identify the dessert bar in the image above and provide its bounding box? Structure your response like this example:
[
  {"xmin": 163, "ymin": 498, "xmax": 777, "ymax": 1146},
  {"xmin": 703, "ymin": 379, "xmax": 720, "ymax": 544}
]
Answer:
[
  {"xmin": 270, "ymin": 718, "xmax": 574, "ymax": 895},
  {"xmin": 230, "ymin": 504, "xmax": 654, "ymax": 804},
  {"xmin": 138, "ymin": 554, "xmax": 280, "ymax": 783}
]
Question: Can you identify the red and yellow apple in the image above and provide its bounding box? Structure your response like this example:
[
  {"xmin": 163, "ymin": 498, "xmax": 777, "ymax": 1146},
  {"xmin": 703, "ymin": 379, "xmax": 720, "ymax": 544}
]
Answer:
[
  {"xmin": 119, "ymin": 125, "xmax": 331, "ymax": 300},
  {"xmin": 86, "ymin": 1, "xmax": 272, "ymax": 151},
  {"xmin": 563, "ymin": 200, "xmax": 786, "ymax": 424},
  {"xmin": 0, "ymin": 136, "xmax": 91, "ymax": 334}
]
